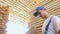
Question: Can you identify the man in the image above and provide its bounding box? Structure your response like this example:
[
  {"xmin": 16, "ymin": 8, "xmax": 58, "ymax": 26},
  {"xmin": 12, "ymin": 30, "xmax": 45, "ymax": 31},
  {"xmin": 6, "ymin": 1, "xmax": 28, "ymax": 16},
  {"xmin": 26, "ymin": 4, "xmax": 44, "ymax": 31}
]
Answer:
[{"xmin": 33, "ymin": 6, "xmax": 60, "ymax": 34}]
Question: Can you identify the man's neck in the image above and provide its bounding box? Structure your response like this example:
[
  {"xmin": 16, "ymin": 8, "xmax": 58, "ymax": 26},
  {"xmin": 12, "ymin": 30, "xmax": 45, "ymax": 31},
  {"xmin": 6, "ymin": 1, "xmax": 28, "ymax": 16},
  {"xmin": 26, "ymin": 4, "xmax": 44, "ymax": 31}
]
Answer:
[{"xmin": 46, "ymin": 14, "xmax": 50, "ymax": 19}]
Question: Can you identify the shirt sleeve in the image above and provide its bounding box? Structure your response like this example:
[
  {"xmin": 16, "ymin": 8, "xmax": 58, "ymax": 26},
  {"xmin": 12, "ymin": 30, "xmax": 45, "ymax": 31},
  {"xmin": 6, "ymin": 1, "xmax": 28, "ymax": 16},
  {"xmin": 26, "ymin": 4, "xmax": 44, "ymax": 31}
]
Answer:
[{"xmin": 53, "ymin": 16, "xmax": 60, "ymax": 32}]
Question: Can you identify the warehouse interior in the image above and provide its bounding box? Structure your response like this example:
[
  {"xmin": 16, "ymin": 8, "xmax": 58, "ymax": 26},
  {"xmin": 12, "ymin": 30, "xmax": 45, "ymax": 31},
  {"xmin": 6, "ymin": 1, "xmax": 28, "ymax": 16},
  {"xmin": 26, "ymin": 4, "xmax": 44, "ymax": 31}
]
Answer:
[{"xmin": 0, "ymin": 0, "xmax": 60, "ymax": 34}]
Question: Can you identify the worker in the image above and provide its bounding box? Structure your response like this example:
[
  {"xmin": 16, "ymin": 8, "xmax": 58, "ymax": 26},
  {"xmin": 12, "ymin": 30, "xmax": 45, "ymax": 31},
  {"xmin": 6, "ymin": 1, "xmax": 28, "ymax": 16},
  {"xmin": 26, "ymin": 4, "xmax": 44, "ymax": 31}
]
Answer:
[{"xmin": 33, "ymin": 6, "xmax": 60, "ymax": 34}]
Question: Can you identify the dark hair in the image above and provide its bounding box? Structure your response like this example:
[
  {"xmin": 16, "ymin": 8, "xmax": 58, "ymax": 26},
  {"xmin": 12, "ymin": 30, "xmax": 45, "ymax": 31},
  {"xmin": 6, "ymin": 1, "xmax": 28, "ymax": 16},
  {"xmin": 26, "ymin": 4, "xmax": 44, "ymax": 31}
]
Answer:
[{"xmin": 42, "ymin": 8, "xmax": 46, "ymax": 10}]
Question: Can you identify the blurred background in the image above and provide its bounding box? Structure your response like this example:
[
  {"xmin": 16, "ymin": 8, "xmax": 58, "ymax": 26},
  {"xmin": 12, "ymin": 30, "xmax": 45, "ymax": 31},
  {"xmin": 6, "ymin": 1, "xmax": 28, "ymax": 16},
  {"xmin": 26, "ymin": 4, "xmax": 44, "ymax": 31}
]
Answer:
[{"xmin": 0, "ymin": 0, "xmax": 60, "ymax": 34}]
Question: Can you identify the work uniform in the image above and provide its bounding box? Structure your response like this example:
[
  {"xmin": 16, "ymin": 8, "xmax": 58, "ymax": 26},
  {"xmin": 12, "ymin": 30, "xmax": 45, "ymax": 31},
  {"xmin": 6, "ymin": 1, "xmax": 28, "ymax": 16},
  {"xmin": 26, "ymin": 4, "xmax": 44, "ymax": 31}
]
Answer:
[{"xmin": 42, "ymin": 15, "xmax": 60, "ymax": 34}]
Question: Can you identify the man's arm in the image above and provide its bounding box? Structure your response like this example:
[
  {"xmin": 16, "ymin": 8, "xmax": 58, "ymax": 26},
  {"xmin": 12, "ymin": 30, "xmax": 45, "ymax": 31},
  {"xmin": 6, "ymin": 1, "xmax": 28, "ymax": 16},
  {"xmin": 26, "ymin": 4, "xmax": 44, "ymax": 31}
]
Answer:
[
  {"xmin": 58, "ymin": 31, "xmax": 60, "ymax": 34},
  {"xmin": 53, "ymin": 16, "xmax": 60, "ymax": 34}
]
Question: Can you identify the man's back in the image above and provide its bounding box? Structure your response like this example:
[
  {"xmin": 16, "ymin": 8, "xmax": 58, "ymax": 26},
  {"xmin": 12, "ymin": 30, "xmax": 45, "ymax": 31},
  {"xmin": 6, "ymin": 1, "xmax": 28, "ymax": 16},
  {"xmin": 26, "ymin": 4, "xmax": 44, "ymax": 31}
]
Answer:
[{"xmin": 42, "ymin": 15, "xmax": 60, "ymax": 34}]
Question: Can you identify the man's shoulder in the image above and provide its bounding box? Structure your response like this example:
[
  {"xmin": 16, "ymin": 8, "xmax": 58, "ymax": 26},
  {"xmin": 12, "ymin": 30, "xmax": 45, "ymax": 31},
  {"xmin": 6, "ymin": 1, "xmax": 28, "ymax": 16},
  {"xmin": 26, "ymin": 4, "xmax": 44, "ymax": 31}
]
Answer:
[
  {"xmin": 52, "ymin": 15, "xmax": 60, "ymax": 20},
  {"xmin": 52, "ymin": 15, "xmax": 58, "ymax": 19}
]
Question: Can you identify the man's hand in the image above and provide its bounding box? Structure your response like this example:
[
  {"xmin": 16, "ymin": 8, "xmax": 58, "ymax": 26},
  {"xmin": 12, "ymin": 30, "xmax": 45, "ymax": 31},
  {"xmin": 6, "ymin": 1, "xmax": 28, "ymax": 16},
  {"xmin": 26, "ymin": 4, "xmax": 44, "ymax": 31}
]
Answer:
[{"xmin": 58, "ymin": 31, "xmax": 60, "ymax": 34}]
